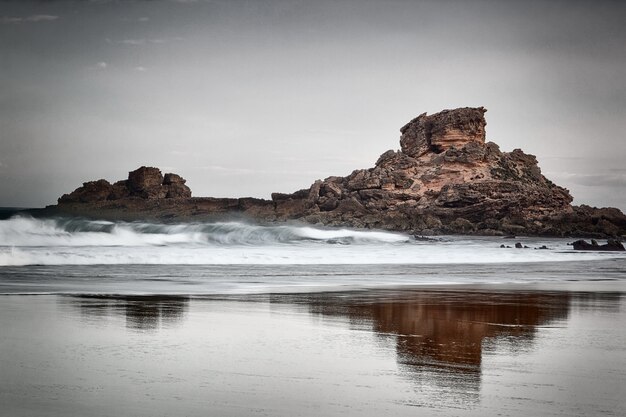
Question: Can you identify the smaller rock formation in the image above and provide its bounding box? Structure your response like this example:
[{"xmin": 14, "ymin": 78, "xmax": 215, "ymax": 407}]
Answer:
[
  {"xmin": 56, "ymin": 179, "xmax": 115, "ymax": 203},
  {"xmin": 572, "ymin": 239, "xmax": 625, "ymax": 251},
  {"xmin": 58, "ymin": 166, "xmax": 191, "ymax": 204}
]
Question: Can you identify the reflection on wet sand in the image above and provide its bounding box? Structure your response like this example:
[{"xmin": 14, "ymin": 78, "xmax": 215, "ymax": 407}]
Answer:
[
  {"xmin": 66, "ymin": 295, "xmax": 189, "ymax": 331},
  {"xmin": 64, "ymin": 289, "xmax": 622, "ymax": 403},
  {"xmin": 270, "ymin": 290, "xmax": 576, "ymax": 397}
]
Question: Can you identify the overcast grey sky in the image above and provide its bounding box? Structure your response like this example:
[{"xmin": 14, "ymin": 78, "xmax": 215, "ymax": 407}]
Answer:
[{"xmin": 1, "ymin": 0, "xmax": 625, "ymax": 209}]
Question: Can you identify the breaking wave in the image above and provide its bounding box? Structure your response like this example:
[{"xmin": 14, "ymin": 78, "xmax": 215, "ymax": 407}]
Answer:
[
  {"xmin": 0, "ymin": 216, "xmax": 410, "ymax": 248},
  {"xmin": 0, "ymin": 215, "xmax": 624, "ymax": 266}
]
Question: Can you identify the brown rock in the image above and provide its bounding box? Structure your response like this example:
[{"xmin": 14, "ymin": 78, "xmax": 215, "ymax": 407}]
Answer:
[
  {"xmin": 50, "ymin": 107, "xmax": 626, "ymax": 238},
  {"xmin": 58, "ymin": 179, "xmax": 113, "ymax": 203},
  {"xmin": 163, "ymin": 173, "xmax": 191, "ymax": 198},
  {"xmin": 400, "ymin": 107, "xmax": 486, "ymax": 158},
  {"xmin": 128, "ymin": 166, "xmax": 166, "ymax": 199},
  {"xmin": 572, "ymin": 239, "xmax": 625, "ymax": 251}
]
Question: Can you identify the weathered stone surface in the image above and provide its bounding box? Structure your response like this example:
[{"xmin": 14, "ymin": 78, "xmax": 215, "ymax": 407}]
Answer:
[
  {"xmin": 58, "ymin": 179, "xmax": 113, "ymax": 203},
  {"xmin": 400, "ymin": 107, "xmax": 486, "ymax": 158},
  {"xmin": 163, "ymin": 173, "xmax": 191, "ymax": 198},
  {"xmin": 127, "ymin": 167, "xmax": 166, "ymax": 199},
  {"xmin": 51, "ymin": 107, "xmax": 626, "ymax": 237}
]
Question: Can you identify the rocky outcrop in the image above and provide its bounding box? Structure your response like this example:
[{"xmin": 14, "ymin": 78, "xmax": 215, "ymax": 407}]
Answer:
[
  {"xmin": 58, "ymin": 166, "xmax": 191, "ymax": 204},
  {"xmin": 50, "ymin": 107, "xmax": 626, "ymax": 237},
  {"xmin": 263, "ymin": 107, "xmax": 578, "ymax": 235}
]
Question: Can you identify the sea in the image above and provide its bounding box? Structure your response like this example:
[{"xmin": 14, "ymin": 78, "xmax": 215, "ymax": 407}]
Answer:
[
  {"xmin": 1, "ymin": 211, "xmax": 625, "ymax": 416},
  {"xmin": 1, "ymin": 214, "xmax": 625, "ymax": 294}
]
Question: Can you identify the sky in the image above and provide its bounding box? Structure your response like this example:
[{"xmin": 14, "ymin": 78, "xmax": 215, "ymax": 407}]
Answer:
[{"xmin": 1, "ymin": 0, "xmax": 625, "ymax": 209}]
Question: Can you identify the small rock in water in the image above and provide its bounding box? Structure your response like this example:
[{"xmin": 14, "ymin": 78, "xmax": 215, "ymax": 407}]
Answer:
[
  {"xmin": 515, "ymin": 242, "xmax": 523, "ymax": 249},
  {"xmin": 571, "ymin": 239, "xmax": 625, "ymax": 251}
]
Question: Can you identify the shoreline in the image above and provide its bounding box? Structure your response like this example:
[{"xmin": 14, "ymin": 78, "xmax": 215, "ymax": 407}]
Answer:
[{"xmin": 2, "ymin": 261, "xmax": 626, "ymax": 296}]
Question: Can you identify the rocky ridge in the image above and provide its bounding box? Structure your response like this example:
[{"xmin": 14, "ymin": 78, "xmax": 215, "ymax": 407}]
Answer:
[{"xmin": 49, "ymin": 107, "xmax": 626, "ymax": 237}]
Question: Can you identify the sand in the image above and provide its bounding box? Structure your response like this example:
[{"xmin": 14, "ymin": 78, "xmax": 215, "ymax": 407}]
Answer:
[{"xmin": 0, "ymin": 286, "xmax": 625, "ymax": 416}]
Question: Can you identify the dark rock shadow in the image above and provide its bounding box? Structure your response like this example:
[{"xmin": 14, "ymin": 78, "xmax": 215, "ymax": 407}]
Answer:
[{"xmin": 63, "ymin": 295, "xmax": 189, "ymax": 331}]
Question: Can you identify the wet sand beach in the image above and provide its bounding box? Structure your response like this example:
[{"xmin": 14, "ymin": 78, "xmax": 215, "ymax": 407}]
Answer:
[{"xmin": 1, "ymin": 286, "xmax": 625, "ymax": 417}]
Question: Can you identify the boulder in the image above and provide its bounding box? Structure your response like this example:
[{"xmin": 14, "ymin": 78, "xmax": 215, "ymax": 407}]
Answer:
[
  {"xmin": 163, "ymin": 173, "xmax": 191, "ymax": 198},
  {"xmin": 128, "ymin": 166, "xmax": 166, "ymax": 199}
]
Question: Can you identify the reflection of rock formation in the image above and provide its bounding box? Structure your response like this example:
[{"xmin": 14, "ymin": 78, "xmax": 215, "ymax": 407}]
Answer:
[
  {"xmin": 272, "ymin": 290, "xmax": 573, "ymax": 393},
  {"xmin": 372, "ymin": 292, "xmax": 571, "ymax": 370},
  {"xmin": 66, "ymin": 295, "xmax": 189, "ymax": 331},
  {"xmin": 267, "ymin": 289, "xmax": 588, "ymax": 408}
]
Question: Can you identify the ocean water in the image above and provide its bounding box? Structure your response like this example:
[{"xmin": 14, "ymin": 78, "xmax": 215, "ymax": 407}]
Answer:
[{"xmin": 1, "ymin": 215, "xmax": 625, "ymax": 295}]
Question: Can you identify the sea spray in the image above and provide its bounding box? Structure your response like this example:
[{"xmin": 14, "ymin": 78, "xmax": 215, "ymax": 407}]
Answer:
[
  {"xmin": 0, "ymin": 216, "xmax": 410, "ymax": 247},
  {"xmin": 0, "ymin": 215, "xmax": 624, "ymax": 266}
]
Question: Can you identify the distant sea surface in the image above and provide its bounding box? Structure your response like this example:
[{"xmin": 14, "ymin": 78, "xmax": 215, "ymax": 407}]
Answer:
[{"xmin": 1, "ymin": 213, "xmax": 625, "ymax": 416}]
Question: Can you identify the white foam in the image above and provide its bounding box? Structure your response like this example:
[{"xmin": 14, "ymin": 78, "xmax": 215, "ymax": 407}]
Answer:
[{"xmin": 0, "ymin": 216, "xmax": 624, "ymax": 266}]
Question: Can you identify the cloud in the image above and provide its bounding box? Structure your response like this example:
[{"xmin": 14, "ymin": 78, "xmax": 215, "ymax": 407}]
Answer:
[
  {"xmin": 120, "ymin": 39, "xmax": 146, "ymax": 45},
  {"xmin": 116, "ymin": 37, "xmax": 184, "ymax": 46},
  {"xmin": 1, "ymin": 15, "xmax": 59, "ymax": 24},
  {"xmin": 88, "ymin": 61, "xmax": 108, "ymax": 70},
  {"xmin": 138, "ymin": 17, "xmax": 150, "ymax": 22},
  {"xmin": 134, "ymin": 66, "xmax": 147, "ymax": 72}
]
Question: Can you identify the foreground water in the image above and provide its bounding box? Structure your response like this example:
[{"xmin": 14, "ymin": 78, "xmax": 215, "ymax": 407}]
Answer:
[
  {"xmin": 1, "ymin": 290, "xmax": 625, "ymax": 417},
  {"xmin": 1, "ymin": 215, "xmax": 625, "ymax": 416}
]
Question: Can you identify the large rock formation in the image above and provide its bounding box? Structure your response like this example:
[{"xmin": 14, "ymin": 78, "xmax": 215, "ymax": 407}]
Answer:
[{"xmin": 49, "ymin": 107, "xmax": 626, "ymax": 237}]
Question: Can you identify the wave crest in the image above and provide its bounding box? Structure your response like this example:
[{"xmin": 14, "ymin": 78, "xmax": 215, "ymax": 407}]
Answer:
[{"xmin": 0, "ymin": 216, "xmax": 411, "ymax": 248}]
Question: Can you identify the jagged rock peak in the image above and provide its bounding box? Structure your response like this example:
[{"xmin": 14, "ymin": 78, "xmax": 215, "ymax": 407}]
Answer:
[
  {"xmin": 400, "ymin": 107, "xmax": 487, "ymax": 158},
  {"xmin": 58, "ymin": 166, "xmax": 191, "ymax": 204}
]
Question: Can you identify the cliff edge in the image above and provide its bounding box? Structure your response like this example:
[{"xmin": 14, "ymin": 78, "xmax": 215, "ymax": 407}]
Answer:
[{"xmin": 48, "ymin": 107, "xmax": 626, "ymax": 237}]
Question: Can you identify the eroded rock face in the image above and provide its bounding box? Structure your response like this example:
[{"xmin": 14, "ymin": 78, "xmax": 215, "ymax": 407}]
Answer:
[
  {"xmin": 400, "ymin": 107, "xmax": 487, "ymax": 158},
  {"xmin": 128, "ymin": 167, "xmax": 165, "ymax": 199},
  {"xmin": 53, "ymin": 107, "xmax": 626, "ymax": 237}
]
